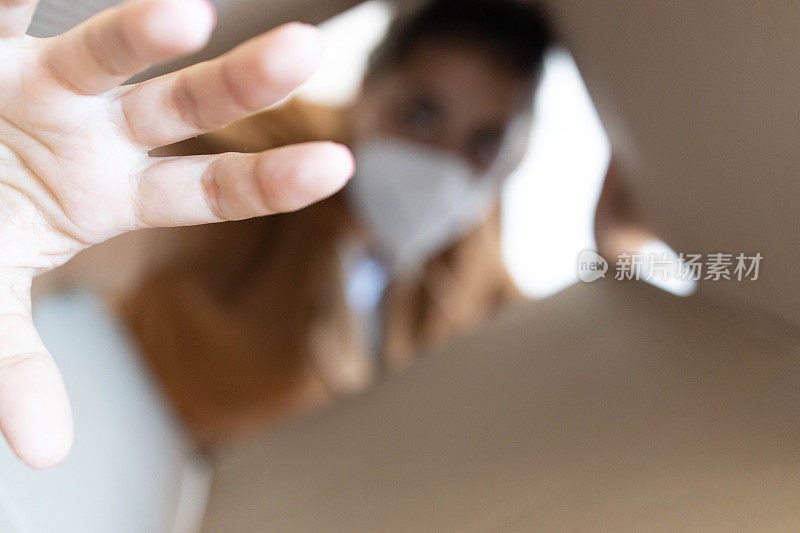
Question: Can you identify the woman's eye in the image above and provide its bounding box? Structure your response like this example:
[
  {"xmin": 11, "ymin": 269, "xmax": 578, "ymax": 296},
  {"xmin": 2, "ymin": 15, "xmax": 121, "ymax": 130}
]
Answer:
[
  {"xmin": 398, "ymin": 97, "xmax": 442, "ymax": 139},
  {"xmin": 470, "ymin": 128, "xmax": 504, "ymax": 169}
]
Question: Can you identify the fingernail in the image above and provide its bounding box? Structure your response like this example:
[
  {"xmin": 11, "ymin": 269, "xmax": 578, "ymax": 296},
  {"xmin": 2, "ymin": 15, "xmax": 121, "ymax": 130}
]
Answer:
[{"xmin": 261, "ymin": 23, "xmax": 324, "ymax": 87}]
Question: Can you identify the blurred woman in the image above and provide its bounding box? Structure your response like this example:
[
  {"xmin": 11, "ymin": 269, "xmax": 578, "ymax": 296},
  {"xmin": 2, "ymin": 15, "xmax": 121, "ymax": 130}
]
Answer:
[{"xmin": 122, "ymin": 0, "xmax": 551, "ymax": 442}]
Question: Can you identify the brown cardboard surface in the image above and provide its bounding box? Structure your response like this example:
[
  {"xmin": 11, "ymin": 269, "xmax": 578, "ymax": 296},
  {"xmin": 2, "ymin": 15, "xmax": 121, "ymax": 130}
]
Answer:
[
  {"xmin": 539, "ymin": 0, "xmax": 800, "ymax": 327},
  {"xmin": 202, "ymin": 280, "xmax": 800, "ymax": 532}
]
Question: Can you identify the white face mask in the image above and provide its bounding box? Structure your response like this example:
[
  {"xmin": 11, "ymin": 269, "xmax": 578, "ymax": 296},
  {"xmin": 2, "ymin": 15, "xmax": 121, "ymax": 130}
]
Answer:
[{"xmin": 346, "ymin": 136, "xmax": 500, "ymax": 275}]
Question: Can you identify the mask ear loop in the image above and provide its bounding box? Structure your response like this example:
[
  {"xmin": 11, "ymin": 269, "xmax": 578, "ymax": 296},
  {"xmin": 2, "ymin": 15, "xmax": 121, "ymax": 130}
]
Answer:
[
  {"xmin": 485, "ymin": 107, "xmax": 534, "ymax": 187},
  {"xmin": 456, "ymin": 108, "xmax": 534, "ymax": 234}
]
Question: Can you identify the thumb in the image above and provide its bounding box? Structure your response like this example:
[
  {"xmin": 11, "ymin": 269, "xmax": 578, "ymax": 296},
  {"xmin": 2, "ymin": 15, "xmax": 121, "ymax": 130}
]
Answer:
[{"xmin": 0, "ymin": 280, "xmax": 73, "ymax": 469}]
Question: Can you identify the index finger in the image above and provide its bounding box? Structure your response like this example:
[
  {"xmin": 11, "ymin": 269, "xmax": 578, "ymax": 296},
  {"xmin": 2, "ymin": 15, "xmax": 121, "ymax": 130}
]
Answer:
[{"xmin": 41, "ymin": 0, "xmax": 215, "ymax": 95}]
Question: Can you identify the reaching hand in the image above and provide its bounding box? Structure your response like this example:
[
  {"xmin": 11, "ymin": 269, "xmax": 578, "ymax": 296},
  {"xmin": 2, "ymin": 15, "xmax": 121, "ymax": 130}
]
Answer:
[{"xmin": 0, "ymin": 0, "xmax": 354, "ymax": 468}]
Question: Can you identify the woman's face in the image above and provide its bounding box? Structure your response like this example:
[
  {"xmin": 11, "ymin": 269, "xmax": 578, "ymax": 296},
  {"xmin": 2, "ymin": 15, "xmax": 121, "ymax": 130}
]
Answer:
[{"xmin": 352, "ymin": 38, "xmax": 532, "ymax": 174}]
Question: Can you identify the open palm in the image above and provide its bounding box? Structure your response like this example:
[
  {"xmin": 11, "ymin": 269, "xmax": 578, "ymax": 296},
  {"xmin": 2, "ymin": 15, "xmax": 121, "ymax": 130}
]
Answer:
[{"xmin": 0, "ymin": 0, "xmax": 354, "ymax": 468}]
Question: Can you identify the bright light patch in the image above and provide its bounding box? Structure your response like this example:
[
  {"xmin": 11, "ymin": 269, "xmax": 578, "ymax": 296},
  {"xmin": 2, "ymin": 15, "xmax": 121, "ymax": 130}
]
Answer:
[
  {"xmin": 297, "ymin": 0, "xmax": 394, "ymax": 106},
  {"xmin": 635, "ymin": 240, "xmax": 698, "ymax": 296},
  {"xmin": 502, "ymin": 48, "xmax": 610, "ymax": 298}
]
